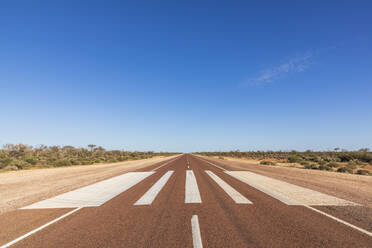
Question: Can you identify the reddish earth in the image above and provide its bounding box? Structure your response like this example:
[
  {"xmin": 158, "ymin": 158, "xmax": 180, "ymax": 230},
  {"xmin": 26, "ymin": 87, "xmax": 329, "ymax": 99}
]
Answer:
[{"xmin": 0, "ymin": 155, "xmax": 371, "ymax": 247}]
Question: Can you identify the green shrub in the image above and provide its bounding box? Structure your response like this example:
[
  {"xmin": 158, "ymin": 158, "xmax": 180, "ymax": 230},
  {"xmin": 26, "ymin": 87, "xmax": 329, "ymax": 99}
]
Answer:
[
  {"xmin": 346, "ymin": 162, "xmax": 357, "ymax": 169},
  {"xmin": 318, "ymin": 165, "xmax": 332, "ymax": 171},
  {"xmin": 218, "ymin": 156, "xmax": 224, "ymax": 160},
  {"xmin": 318, "ymin": 160, "xmax": 326, "ymax": 166},
  {"xmin": 0, "ymin": 158, "xmax": 12, "ymax": 169},
  {"xmin": 338, "ymin": 154, "xmax": 352, "ymax": 162},
  {"xmin": 24, "ymin": 158, "xmax": 38, "ymax": 165},
  {"xmin": 9, "ymin": 159, "xmax": 31, "ymax": 169},
  {"xmin": 327, "ymin": 162, "xmax": 340, "ymax": 168},
  {"xmin": 337, "ymin": 167, "xmax": 353, "ymax": 173},
  {"xmin": 356, "ymin": 169, "xmax": 369, "ymax": 175},
  {"xmin": 304, "ymin": 164, "xmax": 318, "ymax": 170},
  {"xmin": 260, "ymin": 160, "xmax": 276, "ymax": 165},
  {"xmin": 307, "ymin": 156, "xmax": 318, "ymax": 162},
  {"xmin": 53, "ymin": 160, "xmax": 72, "ymax": 167},
  {"xmin": 288, "ymin": 155, "xmax": 302, "ymax": 163},
  {"xmin": 300, "ymin": 161, "xmax": 310, "ymax": 166}
]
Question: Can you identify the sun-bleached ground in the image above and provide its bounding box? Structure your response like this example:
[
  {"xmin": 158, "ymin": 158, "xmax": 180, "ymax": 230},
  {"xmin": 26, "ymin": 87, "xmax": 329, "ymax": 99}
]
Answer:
[
  {"xmin": 0, "ymin": 155, "xmax": 179, "ymax": 214},
  {"xmin": 197, "ymin": 155, "xmax": 372, "ymax": 231},
  {"xmin": 199, "ymin": 155, "xmax": 372, "ymax": 207}
]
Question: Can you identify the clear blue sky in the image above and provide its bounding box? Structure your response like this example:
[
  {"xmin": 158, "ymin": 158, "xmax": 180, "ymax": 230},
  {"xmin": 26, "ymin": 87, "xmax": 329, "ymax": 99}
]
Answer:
[{"xmin": 1, "ymin": 1, "xmax": 371, "ymax": 152}]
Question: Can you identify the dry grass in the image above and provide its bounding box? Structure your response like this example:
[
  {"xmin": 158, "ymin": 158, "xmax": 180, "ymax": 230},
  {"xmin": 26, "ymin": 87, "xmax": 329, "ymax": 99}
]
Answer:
[
  {"xmin": 199, "ymin": 150, "xmax": 372, "ymax": 175},
  {"xmin": 0, "ymin": 144, "xmax": 178, "ymax": 172}
]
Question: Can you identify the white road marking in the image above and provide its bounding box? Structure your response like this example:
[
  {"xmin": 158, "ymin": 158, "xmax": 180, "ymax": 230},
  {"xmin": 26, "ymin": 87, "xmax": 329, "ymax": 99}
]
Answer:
[
  {"xmin": 304, "ymin": 205, "xmax": 372, "ymax": 237},
  {"xmin": 226, "ymin": 171, "xmax": 357, "ymax": 206},
  {"xmin": 205, "ymin": 171, "xmax": 252, "ymax": 204},
  {"xmin": 0, "ymin": 207, "xmax": 82, "ymax": 248},
  {"xmin": 185, "ymin": 170, "xmax": 202, "ymax": 203},
  {"xmin": 135, "ymin": 171, "xmax": 174, "ymax": 205},
  {"xmin": 152, "ymin": 157, "xmax": 179, "ymax": 171},
  {"xmin": 225, "ymin": 171, "xmax": 371, "ymax": 237},
  {"xmin": 191, "ymin": 215, "xmax": 203, "ymax": 248},
  {"xmin": 196, "ymin": 157, "xmax": 226, "ymax": 171},
  {"xmin": 22, "ymin": 172, "xmax": 154, "ymax": 209},
  {"xmin": 226, "ymin": 171, "xmax": 297, "ymax": 205}
]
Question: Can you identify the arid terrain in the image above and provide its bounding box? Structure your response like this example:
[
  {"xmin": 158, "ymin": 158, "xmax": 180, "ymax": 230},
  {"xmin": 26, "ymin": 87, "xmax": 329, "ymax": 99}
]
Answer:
[
  {"xmin": 0, "ymin": 155, "xmax": 179, "ymax": 214},
  {"xmin": 1, "ymin": 154, "xmax": 371, "ymax": 247}
]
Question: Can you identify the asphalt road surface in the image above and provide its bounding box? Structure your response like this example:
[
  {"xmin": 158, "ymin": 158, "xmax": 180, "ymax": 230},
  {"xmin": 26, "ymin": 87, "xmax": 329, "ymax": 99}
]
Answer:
[{"xmin": 0, "ymin": 154, "xmax": 371, "ymax": 247}]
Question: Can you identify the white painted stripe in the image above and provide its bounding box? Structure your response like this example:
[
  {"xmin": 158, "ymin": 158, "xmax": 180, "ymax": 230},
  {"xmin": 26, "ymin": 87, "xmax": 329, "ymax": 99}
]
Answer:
[
  {"xmin": 191, "ymin": 215, "xmax": 203, "ymax": 248},
  {"xmin": 226, "ymin": 171, "xmax": 357, "ymax": 206},
  {"xmin": 22, "ymin": 172, "xmax": 154, "ymax": 209},
  {"xmin": 135, "ymin": 171, "xmax": 174, "ymax": 205},
  {"xmin": 205, "ymin": 171, "xmax": 252, "ymax": 204},
  {"xmin": 196, "ymin": 157, "xmax": 226, "ymax": 171},
  {"xmin": 185, "ymin": 170, "xmax": 202, "ymax": 203},
  {"xmin": 225, "ymin": 171, "xmax": 298, "ymax": 205},
  {"xmin": 304, "ymin": 205, "xmax": 372, "ymax": 237},
  {"xmin": 0, "ymin": 207, "xmax": 82, "ymax": 248},
  {"xmin": 153, "ymin": 157, "xmax": 179, "ymax": 171}
]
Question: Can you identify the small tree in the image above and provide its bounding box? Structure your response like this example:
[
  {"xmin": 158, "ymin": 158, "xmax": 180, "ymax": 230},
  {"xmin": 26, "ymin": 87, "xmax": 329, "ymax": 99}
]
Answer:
[{"xmin": 88, "ymin": 144, "xmax": 96, "ymax": 152}]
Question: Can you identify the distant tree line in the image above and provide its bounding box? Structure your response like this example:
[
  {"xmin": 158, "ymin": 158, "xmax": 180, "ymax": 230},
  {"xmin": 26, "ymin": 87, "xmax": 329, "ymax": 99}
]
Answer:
[
  {"xmin": 0, "ymin": 144, "xmax": 178, "ymax": 171},
  {"xmin": 196, "ymin": 149, "xmax": 372, "ymax": 175}
]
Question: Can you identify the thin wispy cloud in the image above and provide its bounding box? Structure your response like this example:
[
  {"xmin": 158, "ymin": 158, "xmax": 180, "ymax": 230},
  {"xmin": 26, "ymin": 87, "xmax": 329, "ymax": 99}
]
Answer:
[{"xmin": 244, "ymin": 51, "xmax": 313, "ymax": 85}]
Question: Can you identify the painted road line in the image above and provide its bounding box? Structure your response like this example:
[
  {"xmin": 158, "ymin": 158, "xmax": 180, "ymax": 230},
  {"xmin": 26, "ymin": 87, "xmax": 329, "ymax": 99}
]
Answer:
[
  {"xmin": 22, "ymin": 172, "xmax": 154, "ymax": 209},
  {"xmin": 225, "ymin": 171, "xmax": 357, "ymax": 206},
  {"xmin": 226, "ymin": 171, "xmax": 298, "ymax": 205},
  {"xmin": 191, "ymin": 215, "xmax": 203, "ymax": 248},
  {"xmin": 0, "ymin": 207, "xmax": 82, "ymax": 248},
  {"xmin": 185, "ymin": 170, "xmax": 202, "ymax": 203},
  {"xmin": 205, "ymin": 171, "xmax": 252, "ymax": 204},
  {"xmin": 153, "ymin": 157, "xmax": 179, "ymax": 171},
  {"xmin": 196, "ymin": 157, "xmax": 226, "ymax": 171},
  {"xmin": 135, "ymin": 171, "xmax": 174, "ymax": 205},
  {"xmin": 304, "ymin": 205, "xmax": 372, "ymax": 237}
]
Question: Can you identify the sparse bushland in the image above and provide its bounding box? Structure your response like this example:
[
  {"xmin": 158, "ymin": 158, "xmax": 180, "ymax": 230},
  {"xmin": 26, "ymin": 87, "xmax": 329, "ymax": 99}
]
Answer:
[
  {"xmin": 196, "ymin": 149, "xmax": 372, "ymax": 175},
  {"xmin": 260, "ymin": 160, "xmax": 276, "ymax": 165},
  {"xmin": 356, "ymin": 169, "xmax": 370, "ymax": 175},
  {"xmin": 304, "ymin": 164, "xmax": 319, "ymax": 170},
  {"xmin": 288, "ymin": 155, "xmax": 302, "ymax": 163},
  {"xmin": 337, "ymin": 167, "xmax": 354, "ymax": 173},
  {"xmin": 0, "ymin": 144, "xmax": 178, "ymax": 172}
]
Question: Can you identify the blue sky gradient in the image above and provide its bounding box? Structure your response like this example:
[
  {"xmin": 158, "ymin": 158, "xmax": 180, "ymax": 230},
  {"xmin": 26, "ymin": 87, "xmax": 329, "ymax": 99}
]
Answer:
[{"xmin": 1, "ymin": 1, "xmax": 371, "ymax": 152}]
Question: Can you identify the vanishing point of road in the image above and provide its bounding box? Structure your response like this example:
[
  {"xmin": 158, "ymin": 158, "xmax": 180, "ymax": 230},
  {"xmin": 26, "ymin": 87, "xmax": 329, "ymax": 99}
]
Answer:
[{"xmin": 0, "ymin": 154, "xmax": 371, "ymax": 247}]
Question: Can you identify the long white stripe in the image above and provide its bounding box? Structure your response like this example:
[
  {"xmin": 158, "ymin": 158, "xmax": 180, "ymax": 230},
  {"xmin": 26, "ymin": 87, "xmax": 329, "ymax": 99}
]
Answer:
[
  {"xmin": 153, "ymin": 157, "xmax": 179, "ymax": 171},
  {"xmin": 225, "ymin": 171, "xmax": 298, "ymax": 205},
  {"xmin": 22, "ymin": 172, "xmax": 154, "ymax": 209},
  {"xmin": 304, "ymin": 205, "xmax": 372, "ymax": 237},
  {"xmin": 0, "ymin": 207, "xmax": 82, "ymax": 248},
  {"xmin": 191, "ymin": 215, "xmax": 203, "ymax": 248},
  {"xmin": 205, "ymin": 171, "xmax": 252, "ymax": 204},
  {"xmin": 185, "ymin": 170, "xmax": 202, "ymax": 203},
  {"xmin": 135, "ymin": 171, "xmax": 174, "ymax": 205},
  {"xmin": 196, "ymin": 157, "xmax": 226, "ymax": 171},
  {"xmin": 225, "ymin": 171, "xmax": 356, "ymax": 206}
]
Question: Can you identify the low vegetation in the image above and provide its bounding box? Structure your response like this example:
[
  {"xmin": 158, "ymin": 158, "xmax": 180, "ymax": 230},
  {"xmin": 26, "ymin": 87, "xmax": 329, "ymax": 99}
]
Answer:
[
  {"xmin": 260, "ymin": 160, "xmax": 276, "ymax": 166},
  {"xmin": 196, "ymin": 149, "xmax": 372, "ymax": 175},
  {"xmin": 0, "ymin": 144, "xmax": 178, "ymax": 171}
]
